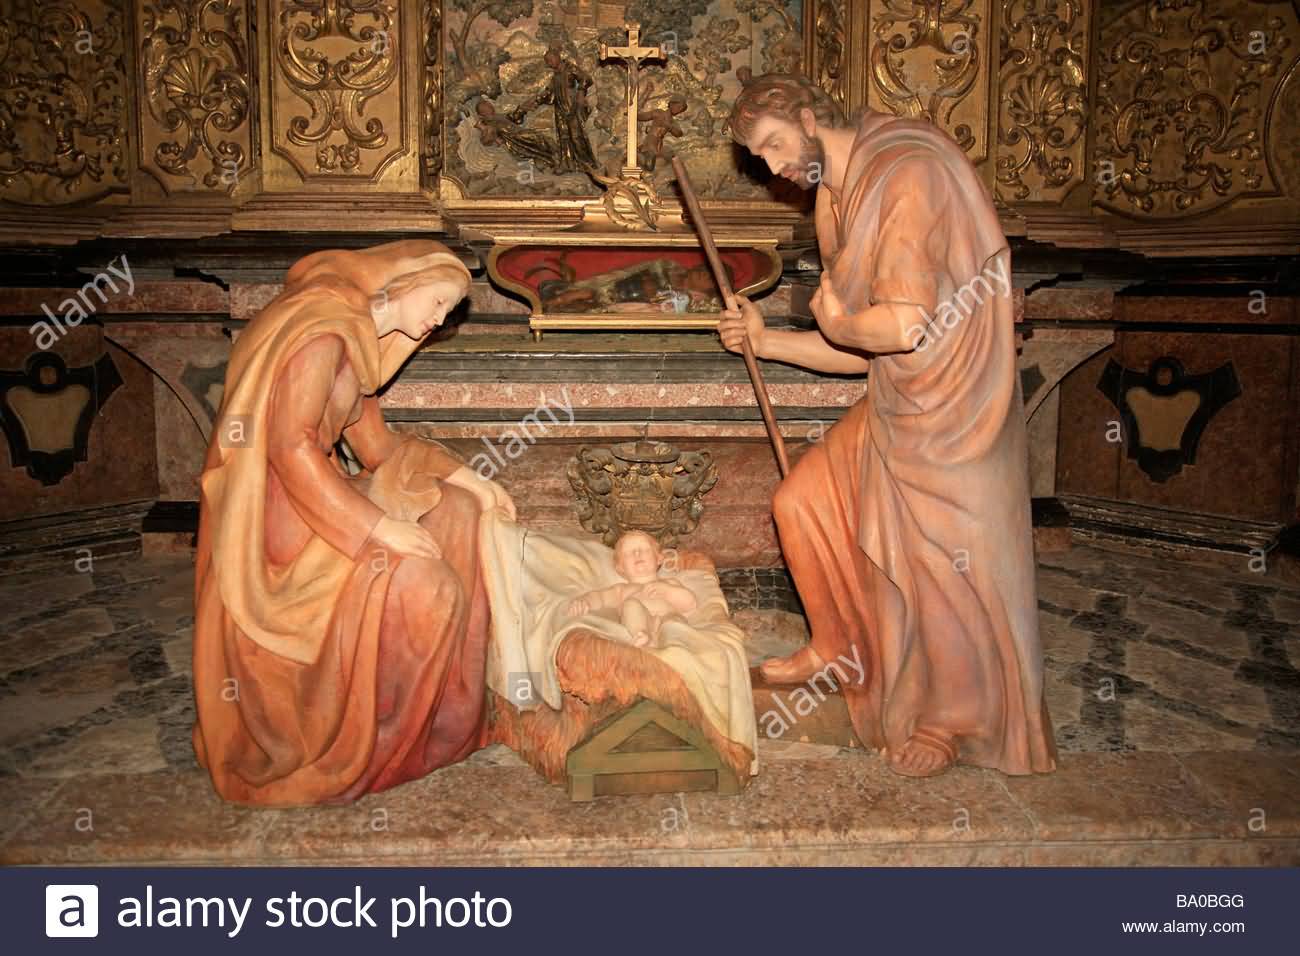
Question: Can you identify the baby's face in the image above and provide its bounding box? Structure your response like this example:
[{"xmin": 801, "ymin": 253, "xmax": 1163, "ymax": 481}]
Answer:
[{"xmin": 614, "ymin": 533, "xmax": 661, "ymax": 583}]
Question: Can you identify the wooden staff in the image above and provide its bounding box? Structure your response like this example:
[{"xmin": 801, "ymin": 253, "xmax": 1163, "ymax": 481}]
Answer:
[{"xmin": 672, "ymin": 156, "xmax": 790, "ymax": 479}]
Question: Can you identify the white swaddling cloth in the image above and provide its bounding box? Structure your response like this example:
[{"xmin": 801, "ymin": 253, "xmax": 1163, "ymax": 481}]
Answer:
[{"xmin": 478, "ymin": 511, "xmax": 758, "ymax": 769}]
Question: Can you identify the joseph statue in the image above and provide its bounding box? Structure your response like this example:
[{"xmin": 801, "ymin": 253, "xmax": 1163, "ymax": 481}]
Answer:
[{"xmin": 720, "ymin": 74, "xmax": 1056, "ymax": 778}]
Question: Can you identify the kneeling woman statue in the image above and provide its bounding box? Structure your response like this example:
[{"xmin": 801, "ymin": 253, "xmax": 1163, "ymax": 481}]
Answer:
[{"xmin": 193, "ymin": 240, "xmax": 514, "ymax": 806}]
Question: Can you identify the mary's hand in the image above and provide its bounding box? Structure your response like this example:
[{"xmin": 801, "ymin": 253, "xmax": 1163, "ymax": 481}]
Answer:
[{"xmin": 370, "ymin": 516, "xmax": 442, "ymax": 560}]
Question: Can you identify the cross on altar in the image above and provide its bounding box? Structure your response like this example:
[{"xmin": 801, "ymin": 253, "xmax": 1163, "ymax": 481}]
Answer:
[{"xmin": 599, "ymin": 23, "xmax": 665, "ymax": 174}]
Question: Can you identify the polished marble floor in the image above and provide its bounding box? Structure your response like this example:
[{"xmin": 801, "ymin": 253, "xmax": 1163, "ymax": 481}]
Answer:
[{"xmin": 2, "ymin": 541, "xmax": 1297, "ymax": 865}]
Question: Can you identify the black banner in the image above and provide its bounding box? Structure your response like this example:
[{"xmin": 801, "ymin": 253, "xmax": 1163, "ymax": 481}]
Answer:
[{"xmin": 4, "ymin": 867, "xmax": 1294, "ymax": 954}]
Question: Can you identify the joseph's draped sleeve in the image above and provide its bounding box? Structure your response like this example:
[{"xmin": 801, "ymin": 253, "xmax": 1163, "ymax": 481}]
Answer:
[{"xmin": 864, "ymin": 157, "xmax": 948, "ymax": 318}]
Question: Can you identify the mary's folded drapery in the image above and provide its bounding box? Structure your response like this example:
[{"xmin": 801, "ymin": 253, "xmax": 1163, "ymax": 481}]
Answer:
[{"xmin": 193, "ymin": 240, "xmax": 512, "ymax": 806}]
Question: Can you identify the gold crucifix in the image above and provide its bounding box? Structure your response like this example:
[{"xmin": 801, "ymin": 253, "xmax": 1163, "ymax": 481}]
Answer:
[{"xmin": 599, "ymin": 23, "xmax": 665, "ymax": 175}]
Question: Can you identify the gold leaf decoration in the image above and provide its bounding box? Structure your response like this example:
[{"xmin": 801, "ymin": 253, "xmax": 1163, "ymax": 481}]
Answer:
[
  {"xmin": 0, "ymin": 1, "xmax": 129, "ymax": 205},
  {"xmin": 1093, "ymin": 0, "xmax": 1293, "ymax": 217},
  {"xmin": 274, "ymin": 0, "xmax": 399, "ymax": 175},
  {"xmin": 813, "ymin": 0, "xmax": 846, "ymax": 108},
  {"xmin": 140, "ymin": 0, "xmax": 252, "ymax": 193},
  {"xmin": 996, "ymin": 0, "xmax": 1089, "ymax": 202},
  {"xmin": 422, "ymin": 0, "xmax": 442, "ymax": 186},
  {"xmin": 868, "ymin": 0, "xmax": 987, "ymax": 156}
]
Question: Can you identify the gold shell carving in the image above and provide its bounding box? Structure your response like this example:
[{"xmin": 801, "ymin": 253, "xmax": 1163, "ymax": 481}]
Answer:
[
  {"xmin": 140, "ymin": 0, "xmax": 253, "ymax": 194},
  {"xmin": 995, "ymin": 0, "xmax": 1089, "ymax": 203}
]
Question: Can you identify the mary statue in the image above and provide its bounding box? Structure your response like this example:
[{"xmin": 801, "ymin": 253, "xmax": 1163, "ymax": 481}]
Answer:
[{"xmin": 193, "ymin": 240, "xmax": 514, "ymax": 806}]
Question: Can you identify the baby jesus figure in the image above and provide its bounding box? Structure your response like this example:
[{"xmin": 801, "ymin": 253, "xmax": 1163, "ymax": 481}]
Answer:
[{"xmin": 566, "ymin": 531, "xmax": 698, "ymax": 647}]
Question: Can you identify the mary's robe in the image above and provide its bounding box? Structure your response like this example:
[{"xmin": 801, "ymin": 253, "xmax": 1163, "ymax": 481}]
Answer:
[
  {"xmin": 192, "ymin": 241, "xmax": 492, "ymax": 805},
  {"xmin": 774, "ymin": 113, "xmax": 1057, "ymax": 775}
]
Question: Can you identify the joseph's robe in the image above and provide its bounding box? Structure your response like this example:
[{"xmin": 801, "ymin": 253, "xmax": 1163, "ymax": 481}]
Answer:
[
  {"xmin": 775, "ymin": 112, "xmax": 1057, "ymax": 774},
  {"xmin": 192, "ymin": 242, "xmax": 493, "ymax": 805}
]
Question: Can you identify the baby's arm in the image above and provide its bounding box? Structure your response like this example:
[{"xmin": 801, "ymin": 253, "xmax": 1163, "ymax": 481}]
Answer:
[{"xmin": 567, "ymin": 582, "xmax": 630, "ymax": 616}]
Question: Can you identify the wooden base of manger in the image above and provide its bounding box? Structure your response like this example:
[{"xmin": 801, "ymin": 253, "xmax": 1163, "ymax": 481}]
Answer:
[{"xmin": 566, "ymin": 699, "xmax": 743, "ymax": 802}]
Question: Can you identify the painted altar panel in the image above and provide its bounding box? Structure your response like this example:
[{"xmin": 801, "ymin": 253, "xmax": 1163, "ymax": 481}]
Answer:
[
  {"xmin": 492, "ymin": 245, "xmax": 778, "ymax": 314},
  {"xmin": 441, "ymin": 0, "xmax": 806, "ymax": 201}
]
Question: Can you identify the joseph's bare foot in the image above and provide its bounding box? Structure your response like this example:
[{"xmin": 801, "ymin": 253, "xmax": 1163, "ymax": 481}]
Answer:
[
  {"xmin": 631, "ymin": 631, "xmax": 651, "ymax": 647},
  {"xmin": 886, "ymin": 729, "xmax": 957, "ymax": 778},
  {"xmin": 758, "ymin": 646, "xmax": 827, "ymax": 685}
]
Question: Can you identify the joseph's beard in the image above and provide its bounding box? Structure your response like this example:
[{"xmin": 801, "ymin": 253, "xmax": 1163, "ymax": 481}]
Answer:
[{"xmin": 787, "ymin": 135, "xmax": 826, "ymax": 190}]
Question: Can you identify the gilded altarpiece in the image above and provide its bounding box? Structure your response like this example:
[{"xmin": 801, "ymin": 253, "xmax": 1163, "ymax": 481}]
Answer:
[
  {"xmin": 256, "ymin": 0, "xmax": 424, "ymax": 192},
  {"xmin": 803, "ymin": 0, "xmax": 1001, "ymax": 188},
  {"xmin": 215, "ymin": 0, "xmax": 449, "ymax": 231},
  {"xmin": 1, "ymin": 1, "xmax": 1298, "ymax": 251},
  {"xmin": 996, "ymin": 0, "xmax": 1092, "ymax": 206},
  {"xmin": 803, "ymin": 0, "xmax": 1299, "ymax": 249},
  {"xmin": 866, "ymin": 0, "xmax": 996, "ymax": 171}
]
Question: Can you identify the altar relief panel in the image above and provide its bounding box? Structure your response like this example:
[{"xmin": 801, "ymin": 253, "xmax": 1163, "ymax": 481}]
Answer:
[
  {"xmin": 995, "ymin": 0, "xmax": 1091, "ymax": 204},
  {"xmin": 259, "ymin": 0, "xmax": 421, "ymax": 191},
  {"xmin": 866, "ymin": 0, "xmax": 995, "ymax": 168},
  {"xmin": 1092, "ymin": 0, "xmax": 1299, "ymax": 219},
  {"xmin": 803, "ymin": 0, "xmax": 998, "ymax": 184},
  {"xmin": 136, "ymin": 0, "xmax": 256, "ymax": 198},
  {"xmin": 0, "ymin": 0, "xmax": 130, "ymax": 206},
  {"xmin": 3, "ymin": 0, "xmax": 1300, "ymax": 248}
]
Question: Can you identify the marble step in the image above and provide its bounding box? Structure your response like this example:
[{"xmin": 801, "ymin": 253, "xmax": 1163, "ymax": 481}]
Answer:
[{"xmin": 4, "ymin": 750, "xmax": 1297, "ymax": 866}]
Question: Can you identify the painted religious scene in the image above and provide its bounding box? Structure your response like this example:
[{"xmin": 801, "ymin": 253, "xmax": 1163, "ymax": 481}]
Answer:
[
  {"xmin": 1, "ymin": 0, "xmax": 1299, "ymax": 900},
  {"xmin": 444, "ymin": 0, "xmax": 804, "ymax": 200}
]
